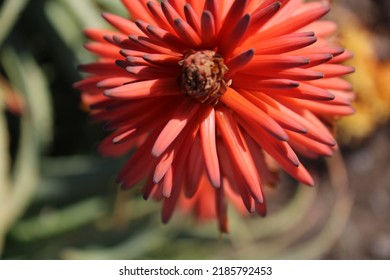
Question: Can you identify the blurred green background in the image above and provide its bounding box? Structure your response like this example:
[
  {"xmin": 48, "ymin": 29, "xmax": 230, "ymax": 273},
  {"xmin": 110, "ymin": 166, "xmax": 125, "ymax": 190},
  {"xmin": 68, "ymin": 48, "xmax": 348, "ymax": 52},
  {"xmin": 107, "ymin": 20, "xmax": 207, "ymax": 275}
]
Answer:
[{"xmin": 0, "ymin": 0, "xmax": 389, "ymax": 260}]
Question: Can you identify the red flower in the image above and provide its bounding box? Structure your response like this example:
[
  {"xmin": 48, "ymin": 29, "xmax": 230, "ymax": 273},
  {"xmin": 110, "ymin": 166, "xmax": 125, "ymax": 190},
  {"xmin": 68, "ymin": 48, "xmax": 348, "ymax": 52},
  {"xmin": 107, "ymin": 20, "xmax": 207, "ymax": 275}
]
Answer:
[{"xmin": 75, "ymin": 0, "xmax": 355, "ymax": 232}]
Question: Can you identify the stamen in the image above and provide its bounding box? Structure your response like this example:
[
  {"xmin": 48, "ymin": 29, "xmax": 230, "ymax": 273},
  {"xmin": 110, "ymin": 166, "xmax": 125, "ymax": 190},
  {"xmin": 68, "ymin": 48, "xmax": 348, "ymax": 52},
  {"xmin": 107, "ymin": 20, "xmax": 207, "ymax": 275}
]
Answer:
[{"xmin": 179, "ymin": 50, "xmax": 229, "ymax": 106}]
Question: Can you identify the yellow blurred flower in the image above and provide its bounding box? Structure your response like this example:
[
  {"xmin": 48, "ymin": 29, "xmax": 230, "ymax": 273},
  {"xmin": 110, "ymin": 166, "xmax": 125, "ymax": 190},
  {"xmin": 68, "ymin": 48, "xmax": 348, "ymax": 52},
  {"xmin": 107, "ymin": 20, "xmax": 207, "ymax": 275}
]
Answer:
[{"xmin": 337, "ymin": 13, "xmax": 390, "ymax": 144}]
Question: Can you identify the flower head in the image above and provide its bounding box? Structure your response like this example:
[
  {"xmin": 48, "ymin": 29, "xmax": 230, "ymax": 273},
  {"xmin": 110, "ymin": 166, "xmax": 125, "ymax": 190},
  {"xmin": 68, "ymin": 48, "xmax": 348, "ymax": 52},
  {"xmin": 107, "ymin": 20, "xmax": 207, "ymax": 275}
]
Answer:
[{"xmin": 75, "ymin": 0, "xmax": 355, "ymax": 232}]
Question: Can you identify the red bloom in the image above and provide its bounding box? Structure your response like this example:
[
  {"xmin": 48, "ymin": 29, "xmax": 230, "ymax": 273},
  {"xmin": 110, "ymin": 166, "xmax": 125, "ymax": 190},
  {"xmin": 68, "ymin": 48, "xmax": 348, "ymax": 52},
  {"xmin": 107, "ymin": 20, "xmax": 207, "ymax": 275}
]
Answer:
[{"xmin": 75, "ymin": 0, "xmax": 355, "ymax": 232}]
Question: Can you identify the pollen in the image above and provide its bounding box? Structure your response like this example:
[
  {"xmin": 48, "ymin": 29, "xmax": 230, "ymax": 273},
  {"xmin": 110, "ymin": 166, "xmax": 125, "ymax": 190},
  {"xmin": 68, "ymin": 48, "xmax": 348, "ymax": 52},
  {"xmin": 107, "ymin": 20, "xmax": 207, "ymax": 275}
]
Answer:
[{"xmin": 179, "ymin": 50, "xmax": 229, "ymax": 106}]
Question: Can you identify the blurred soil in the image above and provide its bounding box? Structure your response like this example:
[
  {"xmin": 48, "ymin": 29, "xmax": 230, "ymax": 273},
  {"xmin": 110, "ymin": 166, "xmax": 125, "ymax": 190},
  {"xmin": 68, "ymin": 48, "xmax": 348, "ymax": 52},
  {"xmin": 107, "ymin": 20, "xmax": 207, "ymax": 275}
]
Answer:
[{"xmin": 327, "ymin": 125, "xmax": 390, "ymax": 259}]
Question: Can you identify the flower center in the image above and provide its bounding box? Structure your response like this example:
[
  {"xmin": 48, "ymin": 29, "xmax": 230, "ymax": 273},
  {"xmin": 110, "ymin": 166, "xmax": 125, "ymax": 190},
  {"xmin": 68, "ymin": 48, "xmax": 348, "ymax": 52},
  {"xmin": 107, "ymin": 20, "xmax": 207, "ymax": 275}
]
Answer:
[{"xmin": 179, "ymin": 50, "xmax": 229, "ymax": 106}]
